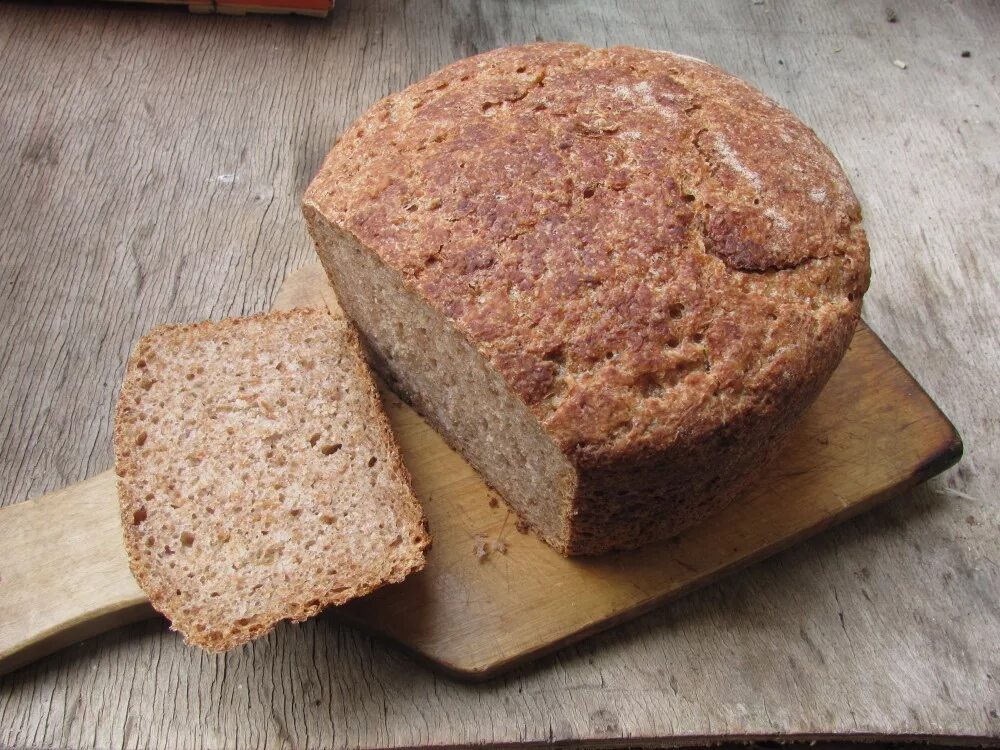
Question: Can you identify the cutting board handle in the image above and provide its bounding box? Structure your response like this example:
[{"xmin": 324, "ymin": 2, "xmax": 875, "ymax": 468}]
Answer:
[{"xmin": 0, "ymin": 471, "xmax": 153, "ymax": 676}]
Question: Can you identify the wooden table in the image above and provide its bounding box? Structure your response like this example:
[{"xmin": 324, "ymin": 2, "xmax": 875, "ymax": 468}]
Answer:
[{"xmin": 0, "ymin": 1, "xmax": 997, "ymax": 747}]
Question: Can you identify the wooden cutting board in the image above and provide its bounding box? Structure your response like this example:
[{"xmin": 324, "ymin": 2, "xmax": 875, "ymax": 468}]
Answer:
[{"xmin": 0, "ymin": 263, "xmax": 962, "ymax": 680}]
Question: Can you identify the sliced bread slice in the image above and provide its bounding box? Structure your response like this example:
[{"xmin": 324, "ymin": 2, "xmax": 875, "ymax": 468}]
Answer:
[{"xmin": 113, "ymin": 309, "xmax": 428, "ymax": 651}]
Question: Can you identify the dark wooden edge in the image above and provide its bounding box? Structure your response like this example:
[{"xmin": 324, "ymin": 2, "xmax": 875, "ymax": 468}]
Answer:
[
  {"xmin": 335, "ymin": 323, "xmax": 964, "ymax": 682},
  {"xmin": 385, "ymin": 734, "xmax": 999, "ymax": 749}
]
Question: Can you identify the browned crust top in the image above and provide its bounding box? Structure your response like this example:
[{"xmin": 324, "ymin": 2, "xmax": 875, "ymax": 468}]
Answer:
[{"xmin": 306, "ymin": 43, "xmax": 870, "ymax": 467}]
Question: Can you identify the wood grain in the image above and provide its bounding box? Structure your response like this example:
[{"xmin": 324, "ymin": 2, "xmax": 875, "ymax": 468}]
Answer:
[
  {"xmin": 0, "ymin": 262, "xmax": 960, "ymax": 680},
  {"xmin": 0, "ymin": 1, "xmax": 997, "ymax": 747}
]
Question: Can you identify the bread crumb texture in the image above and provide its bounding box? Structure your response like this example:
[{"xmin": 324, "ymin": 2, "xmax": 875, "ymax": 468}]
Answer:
[
  {"xmin": 306, "ymin": 43, "xmax": 870, "ymax": 468},
  {"xmin": 114, "ymin": 310, "xmax": 429, "ymax": 651}
]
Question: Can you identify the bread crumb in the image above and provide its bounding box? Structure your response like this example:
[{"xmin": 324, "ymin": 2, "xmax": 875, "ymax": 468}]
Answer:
[
  {"xmin": 515, "ymin": 519, "xmax": 530, "ymax": 535},
  {"xmin": 488, "ymin": 496, "xmax": 499, "ymax": 508},
  {"xmin": 491, "ymin": 538, "xmax": 508, "ymax": 555},
  {"xmin": 935, "ymin": 487, "xmax": 979, "ymax": 502},
  {"xmin": 473, "ymin": 534, "xmax": 489, "ymax": 561}
]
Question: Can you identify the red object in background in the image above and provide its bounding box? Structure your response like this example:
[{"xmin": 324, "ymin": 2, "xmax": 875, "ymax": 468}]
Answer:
[
  {"xmin": 103, "ymin": 0, "xmax": 333, "ymax": 15},
  {"xmin": 215, "ymin": 0, "xmax": 332, "ymax": 15}
]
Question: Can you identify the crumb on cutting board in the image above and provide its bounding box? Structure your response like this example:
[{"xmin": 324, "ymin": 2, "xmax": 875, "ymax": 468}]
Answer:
[{"xmin": 473, "ymin": 534, "xmax": 489, "ymax": 561}]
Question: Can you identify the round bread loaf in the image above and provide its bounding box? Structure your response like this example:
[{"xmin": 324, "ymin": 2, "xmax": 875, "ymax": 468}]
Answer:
[{"xmin": 304, "ymin": 43, "xmax": 870, "ymax": 555}]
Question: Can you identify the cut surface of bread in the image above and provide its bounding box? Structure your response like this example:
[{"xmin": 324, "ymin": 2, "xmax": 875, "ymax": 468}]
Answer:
[
  {"xmin": 114, "ymin": 309, "xmax": 428, "ymax": 650},
  {"xmin": 307, "ymin": 218, "xmax": 579, "ymax": 551}
]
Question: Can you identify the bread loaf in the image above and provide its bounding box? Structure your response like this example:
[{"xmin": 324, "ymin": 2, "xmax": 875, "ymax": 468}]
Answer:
[
  {"xmin": 303, "ymin": 43, "xmax": 870, "ymax": 555},
  {"xmin": 114, "ymin": 310, "xmax": 428, "ymax": 649}
]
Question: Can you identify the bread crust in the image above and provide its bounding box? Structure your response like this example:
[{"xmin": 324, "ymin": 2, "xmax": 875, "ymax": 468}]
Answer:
[{"xmin": 305, "ymin": 43, "xmax": 870, "ymax": 554}]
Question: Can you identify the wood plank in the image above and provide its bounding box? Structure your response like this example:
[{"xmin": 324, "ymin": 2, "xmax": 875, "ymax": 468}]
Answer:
[{"xmin": 0, "ymin": 1, "xmax": 997, "ymax": 747}]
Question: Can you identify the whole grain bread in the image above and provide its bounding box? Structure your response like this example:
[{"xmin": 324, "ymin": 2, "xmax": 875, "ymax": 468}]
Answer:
[
  {"xmin": 114, "ymin": 309, "xmax": 429, "ymax": 650},
  {"xmin": 303, "ymin": 43, "xmax": 870, "ymax": 555}
]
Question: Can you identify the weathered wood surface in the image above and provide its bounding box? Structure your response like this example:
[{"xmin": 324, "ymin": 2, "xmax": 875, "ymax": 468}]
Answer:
[{"xmin": 0, "ymin": 0, "xmax": 996, "ymax": 747}]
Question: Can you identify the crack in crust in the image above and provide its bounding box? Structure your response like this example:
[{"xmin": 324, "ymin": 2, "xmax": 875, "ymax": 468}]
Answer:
[{"xmin": 305, "ymin": 42, "xmax": 870, "ymax": 468}]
